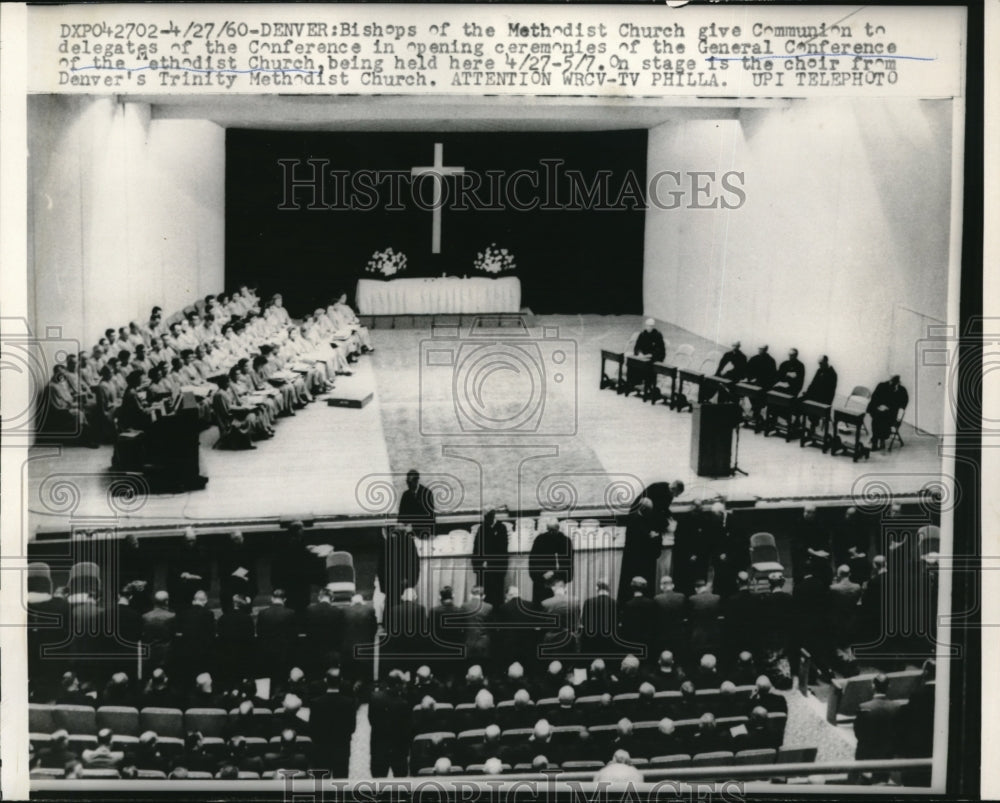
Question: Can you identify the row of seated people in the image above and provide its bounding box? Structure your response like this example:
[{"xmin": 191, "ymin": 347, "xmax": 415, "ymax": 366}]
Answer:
[
  {"xmin": 617, "ymin": 322, "xmax": 909, "ymax": 452},
  {"xmin": 40, "ymin": 286, "xmax": 372, "ymax": 449},
  {"xmin": 408, "ymin": 708, "xmax": 787, "ymax": 772}
]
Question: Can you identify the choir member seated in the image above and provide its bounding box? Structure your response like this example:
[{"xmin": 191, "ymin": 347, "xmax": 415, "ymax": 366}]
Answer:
[{"xmin": 624, "ymin": 318, "xmax": 666, "ymax": 396}]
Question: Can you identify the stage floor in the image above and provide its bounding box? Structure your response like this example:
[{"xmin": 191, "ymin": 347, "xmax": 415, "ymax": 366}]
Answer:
[{"xmin": 26, "ymin": 315, "xmax": 944, "ymax": 532}]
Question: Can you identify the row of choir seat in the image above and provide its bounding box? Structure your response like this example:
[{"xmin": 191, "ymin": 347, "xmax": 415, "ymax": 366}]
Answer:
[
  {"xmin": 30, "ymin": 704, "xmax": 309, "ymax": 755},
  {"xmin": 30, "ymin": 747, "xmax": 820, "ymax": 780},
  {"xmin": 411, "ymin": 687, "xmax": 778, "ymax": 731},
  {"xmin": 410, "ymin": 713, "xmax": 788, "ymax": 768}
]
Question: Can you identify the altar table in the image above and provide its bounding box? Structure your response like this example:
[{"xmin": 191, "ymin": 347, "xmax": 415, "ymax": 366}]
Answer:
[{"xmin": 356, "ymin": 276, "xmax": 521, "ymax": 316}]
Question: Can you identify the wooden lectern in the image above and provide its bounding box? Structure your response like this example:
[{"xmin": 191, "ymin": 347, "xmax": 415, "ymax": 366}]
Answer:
[{"xmin": 690, "ymin": 403, "xmax": 738, "ymax": 477}]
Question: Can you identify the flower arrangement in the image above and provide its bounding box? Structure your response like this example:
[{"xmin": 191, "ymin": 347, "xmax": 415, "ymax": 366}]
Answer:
[
  {"xmin": 473, "ymin": 243, "xmax": 517, "ymax": 275},
  {"xmin": 365, "ymin": 247, "xmax": 408, "ymax": 277}
]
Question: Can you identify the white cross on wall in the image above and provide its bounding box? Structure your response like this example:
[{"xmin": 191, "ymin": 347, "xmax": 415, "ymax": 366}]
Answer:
[{"xmin": 411, "ymin": 142, "xmax": 465, "ymax": 254}]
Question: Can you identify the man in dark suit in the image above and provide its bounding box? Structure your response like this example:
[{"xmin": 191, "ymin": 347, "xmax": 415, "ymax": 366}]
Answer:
[
  {"xmin": 187, "ymin": 671, "xmax": 225, "ymax": 710},
  {"xmin": 759, "ymin": 573, "xmax": 795, "ymax": 686},
  {"xmin": 828, "ymin": 565, "xmax": 862, "ymax": 649},
  {"xmin": 141, "ymin": 591, "xmax": 176, "ymax": 673},
  {"xmin": 428, "ymin": 585, "xmax": 464, "ymax": 678},
  {"xmin": 109, "ymin": 585, "xmax": 144, "ymax": 679},
  {"xmin": 897, "ymin": 659, "xmax": 935, "ymax": 785},
  {"xmin": 82, "ymin": 728, "xmax": 125, "ymax": 770},
  {"xmin": 457, "ymin": 585, "xmax": 494, "ymax": 668},
  {"xmin": 309, "ymin": 668, "xmax": 357, "ymax": 778},
  {"xmin": 690, "ymin": 713, "xmax": 730, "ymax": 755},
  {"xmin": 580, "ymin": 580, "xmax": 621, "ymax": 658},
  {"xmin": 271, "ymin": 522, "xmax": 322, "ymax": 615},
  {"xmin": 218, "ymin": 530, "xmax": 258, "ymax": 614},
  {"xmin": 772, "ymin": 348, "xmax": 806, "ymax": 397},
  {"xmin": 856, "ymin": 555, "xmax": 888, "ymax": 646},
  {"xmin": 868, "ymin": 374, "xmax": 909, "ymax": 451},
  {"xmin": 618, "ymin": 498, "xmax": 664, "ymax": 606},
  {"xmin": 687, "ymin": 579, "xmax": 722, "ymax": 662},
  {"xmin": 369, "ymin": 669, "xmax": 411, "ymax": 777},
  {"xmin": 654, "ymin": 575, "xmax": 688, "ymax": 658},
  {"xmin": 263, "ymin": 728, "xmax": 309, "ymax": 773},
  {"xmin": 722, "ymin": 572, "xmax": 756, "ymax": 662},
  {"xmin": 378, "ymin": 526, "xmax": 421, "ymax": 620},
  {"xmin": 341, "ymin": 594, "xmax": 377, "ymax": 684},
  {"xmin": 620, "ymin": 577, "xmax": 659, "ymax": 663},
  {"xmin": 747, "ymin": 675, "xmax": 787, "ymax": 715},
  {"xmin": 854, "ymin": 674, "xmax": 904, "ymax": 766},
  {"xmin": 256, "ymin": 589, "xmax": 298, "ymax": 682},
  {"xmin": 625, "ymin": 318, "xmax": 666, "ymax": 397},
  {"xmin": 140, "ymin": 667, "xmax": 182, "ymax": 710},
  {"xmin": 463, "ymin": 724, "xmax": 504, "ymax": 768},
  {"xmin": 39, "ymin": 730, "xmax": 77, "ymax": 770},
  {"xmin": 794, "ymin": 568, "xmax": 833, "ymax": 676},
  {"xmin": 385, "ymin": 586, "xmax": 431, "ymax": 674},
  {"xmin": 174, "ymin": 589, "xmax": 216, "ymax": 684},
  {"xmin": 398, "ymin": 469, "xmax": 436, "ymax": 539},
  {"xmin": 493, "ymin": 585, "xmax": 543, "ymax": 671},
  {"xmin": 732, "ymin": 706, "xmax": 780, "ymax": 752},
  {"xmin": 216, "ymin": 595, "xmax": 256, "ymax": 686},
  {"xmin": 303, "ymin": 586, "xmax": 346, "ymax": 675},
  {"xmin": 716, "ymin": 340, "xmax": 747, "ymax": 382},
  {"xmin": 650, "ymin": 651, "xmax": 685, "ymax": 692},
  {"xmin": 168, "ymin": 528, "xmax": 212, "ymax": 612},
  {"xmin": 528, "ymin": 519, "xmax": 574, "ymax": 605},
  {"xmin": 539, "ymin": 579, "xmax": 579, "ymax": 661}
]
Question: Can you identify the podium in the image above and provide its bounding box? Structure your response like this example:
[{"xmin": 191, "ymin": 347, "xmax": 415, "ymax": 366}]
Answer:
[{"xmin": 690, "ymin": 403, "xmax": 738, "ymax": 477}]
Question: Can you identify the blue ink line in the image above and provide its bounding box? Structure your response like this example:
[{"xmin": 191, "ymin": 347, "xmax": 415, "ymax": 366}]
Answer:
[
  {"xmin": 706, "ymin": 53, "xmax": 935, "ymax": 62},
  {"xmin": 71, "ymin": 65, "xmax": 321, "ymax": 75}
]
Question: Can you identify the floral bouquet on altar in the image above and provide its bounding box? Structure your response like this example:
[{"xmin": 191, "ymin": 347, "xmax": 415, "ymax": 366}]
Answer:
[
  {"xmin": 365, "ymin": 247, "xmax": 408, "ymax": 277},
  {"xmin": 473, "ymin": 243, "xmax": 516, "ymax": 275}
]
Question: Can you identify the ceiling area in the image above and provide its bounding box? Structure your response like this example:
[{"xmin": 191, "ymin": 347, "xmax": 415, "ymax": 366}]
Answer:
[{"xmin": 143, "ymin": 94, "xmax": 786, "ymax": 131}]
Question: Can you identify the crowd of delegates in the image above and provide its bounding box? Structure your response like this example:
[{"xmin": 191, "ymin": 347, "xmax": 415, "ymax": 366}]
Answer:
[
  {"xmin": 27, "ymin": 497, "xmax": 938, "ymax": 781},
  {"xmin": 630, "ymin": 323, "xmax": 909, "ymax": 452},
  {"xmin": 39, "ymin": 287, "xmax": 373, "ymax": 449}
]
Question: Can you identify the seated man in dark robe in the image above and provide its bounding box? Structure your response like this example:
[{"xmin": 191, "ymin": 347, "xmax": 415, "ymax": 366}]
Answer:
[
  {"xmin": 626, "ymin": 318, "xmax": 666, "ymax": 396},
  {"xmin": 772, "ymin": 348, "xmax": 805, "ymax": 396},
  {"xmin": 710, "ymin": 340, "xmax": 746, "ymax": 402},
  {"xmin": 742, "ymin": 345, "xmax": 777, "ymax": 424},
  {"xmin": 798, "ymin": 355, "xmax": 838, "ymax": 435},
  {"xmin": 867, "ymin": 374, "xmax": 909, "ymax": 450}
]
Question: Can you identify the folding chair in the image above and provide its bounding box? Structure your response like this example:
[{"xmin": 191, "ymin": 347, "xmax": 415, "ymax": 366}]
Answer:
[
  {"xmin": 325, "ymin": 552, "xmax": 357, "ymax": 601},
  {"xmin": 887, "ymin": 405, "xmax": 908, "ymax": 452},
  {"xmin": 184, "ymin": 708, "xmax": 229, "ymax": 739},
  {"xmin": 749, "ymin": 533, "xmax": 784, "ymax": 589}
]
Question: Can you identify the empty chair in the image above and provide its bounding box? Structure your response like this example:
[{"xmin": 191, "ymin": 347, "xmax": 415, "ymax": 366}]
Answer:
[
  {"xmin": 735, "ymin": 748, "xmax": 777, "ymax": 765},
  {"xmin": 671, "ymin": 344, "xmax": 695, "ymax": 369},
  {"xmin": 55, "ymin": 704, "xmax": 97, "ymax": 735},
  {"xmin": 777, "ymin": 746, "xmax": 818, "ymax": 764},
  {"xmin": 500, "ymin": 727, "xmax": 534, "ymax": 746},
  {"xmin": 96, "ymin": 706, "xmax": 140, "ymax": 738},
  {"xmin": 140, "ymin": 707, "xmax": 185, "ymax": 740},
  {"xmin": 844, "ymin": 385, "xmax": 872, "ymax": 410},
  {"xmin": 699, "ymin": 352, "xmax": 722, "ymax": 375},
  {"xmin": 243, "ymin": 737, "xmax": 269, "ymax": 757},
  {"xmin": 691, "ymin": 751, "xmax": 734, "ymax": 768},
  {"xmin": 184, "ymin": 708, "xmax": 229, "ymax": 739},
  {"xmin": 649, "ymin": 754, "xmax": 691, "ymax": 768},
  {"xmin": 29, "ymin": 733, "xmax": 52, "ymax": 749},
  {"xmin": 767, "ymin": 711, "xmax": 788, "ymax": 741},
  {"xmin": 29, "ymin": 703, "xmax": 56, "ymax": 735},
  {"xmin": 67, "ymin": 561, "xmax": 101, "ymax": 599},
  {"xmin": 551, "ymin": 725, "xmax": 586, "ymax": 746},
  {"xmin": 325, "ymin": 552, "xmax": 357, "ymax": 601},
  {"xmin": 457, "ymin": 728, "xmax": 486, "ymax": 748},
  {"xmin": 228, "ymin": 707, "xmax": 274, "ymax": 738},
  {"xmin": 749, "ymin": 533, "xmax": 784, "ymax": 583},
  {"xmin": 577, "ymin": 696, "xmax": 616, "ymax": 726},
  {"xmin": 68, "ymin": 734, "xmax": 98, "ymax": 753},
  {"xmin": 27, "ymin": 562, "xmax": 53, "ymax": 597}
]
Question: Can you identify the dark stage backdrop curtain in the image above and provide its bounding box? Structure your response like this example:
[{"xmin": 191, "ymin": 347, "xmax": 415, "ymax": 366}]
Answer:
[{"xmin": 225, "ymin": 130, "xmax": 647, "ymax": 316}]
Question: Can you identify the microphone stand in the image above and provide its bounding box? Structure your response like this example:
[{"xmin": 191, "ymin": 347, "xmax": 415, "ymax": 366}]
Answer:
[{"xmin": 730, "ymin": 408, "xmax": 749, "ymax": 477}]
